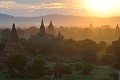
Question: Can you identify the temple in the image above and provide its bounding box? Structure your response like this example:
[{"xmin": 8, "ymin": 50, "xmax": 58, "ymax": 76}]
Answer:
[
  {"xmin": 3, "ymin": 23, "xmax": 25, "ymax": 56},
  {"xmin": 31, "ymin": 19, "xmax": 63, "ymax": 40},
  {"xmin": 38, "ymin": 18, "xmax": 47, "ymax": 38},
  {"xmin": 57, "ymin": 31, "xmax": 64, "ymax": 40},
  {"xmin": 115, "ymin": 24, "xmax": 120, "ymax": 38},
  {"xmin": 47, "ymin": 21, "xmax": 55, "ymax": 36}
]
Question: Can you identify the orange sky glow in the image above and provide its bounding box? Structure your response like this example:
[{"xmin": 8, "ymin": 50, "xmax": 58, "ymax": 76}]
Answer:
[{"xmin": 0, "ymin": 0, "xmax": 120, "ymax": 17}]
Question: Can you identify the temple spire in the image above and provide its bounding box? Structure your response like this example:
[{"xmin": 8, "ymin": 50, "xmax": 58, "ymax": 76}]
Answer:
[
  {"xmin": 89, "ymin": 23, "xmax": 93, "ymax": 28},
  {"xmin": 116, "ymin": 24, "xmax": 119, "ymax": 29},
  {"xmin": 40, "ymin": 18, "xmax": 46, "ymax": 32},
  {"xmin": 47, "ymin": 20, "xmax": 55, "ymax": 36},
  {"xmin": 50, "ymin": 20, "xmax": 52, "ymax": 24},
  {"xmin": 12, "ymin": 23, "xmax": 15, "ymax": 29},
  {"xmin": 3, "ymin": 23, "xmax": 25, "ymax": 56},
  {"xmin": 41, "ymin": 18, "xmax": 44, "ymax": 26},
  {"xmin": 58, "ymin": 31, "xmax": 61, "ymax": 36},
  {"xmin": 115, "ymin": 24, "xmax": 120, "ymax": 38},
  {"xmin": 49, "ymin": 21, "xmax": 54, "ymax": 28},
  {"xmin": 57, "ymin": 31, "xmax": 64, "ymax": 39},
  {"xmin": 36, "ymin": 18, "xmax": 47, "ymax": 38},
  {"xmin": 12, "ymin": 23, "xmax": 17, "ymax": 32}
]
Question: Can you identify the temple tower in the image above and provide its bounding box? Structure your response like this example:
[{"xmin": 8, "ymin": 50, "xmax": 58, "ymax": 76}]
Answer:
[
  {"xmin": 115, "ymin": 24, "xmax": 120, "ymax": 38},
  {"xmin": 3, "ymin": 23, "xmax": 25, "ymax": 56},
  {"xmin": 57, "ymin": 31, "xmax": 64, "ymax": 40},
  {"xmin": 38, "ymin": 18, "xmax": 47, "ymax": 37},
  {"xmin": 47, "ymin": 21, "xmax": 55, "ymax": 36}
]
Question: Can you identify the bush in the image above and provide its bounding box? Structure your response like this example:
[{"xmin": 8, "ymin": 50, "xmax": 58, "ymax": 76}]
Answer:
[
  {"xmin": 109, "ymin": 73, "xmax": 119, "ymax": 80},
  {"xmin": 102, "ymin": 78, "xmax": 109, "ymax": 80},
  {"xmin": 70, "ymin": 58, "xmax": 81, "ymax": 63},
  {"xmin": 10, "ymin": 72, "xmax": 38, "ymax": 78},
  {"xmin": 113, "ymin": 63, "xmax": 120, "ymax": 69},
  {"xmin": 74, "ymin": 63, "xmax": 83, "ymax": 71},
  {"xmin": 62, "ymin": 65, "xmax": 72, "ymax": 75},
  {"xmin": 81, "ymin": 65, "xmax": 93, "ymax": 76},
  {"xmin": 32, "ymin": 58, "xmax": 46, "ymax": 77},
  {"xmin": 53, "ymin": 63, "xmax": 63, "ymax": 78},
  {"xmin": 6, "ymin": 53, "xmax": 27, "ymax": 73}
]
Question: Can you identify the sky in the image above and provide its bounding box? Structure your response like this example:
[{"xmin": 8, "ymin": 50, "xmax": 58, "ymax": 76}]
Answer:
[{"xmin": 0, "ymin": 0, "xmax": 120, "ymax": 17}]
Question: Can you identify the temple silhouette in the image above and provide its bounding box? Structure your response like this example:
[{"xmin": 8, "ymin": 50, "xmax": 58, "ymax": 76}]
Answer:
[
  {"xmin": 3, "ymin": 23, "xmax": 25, "ymax": 56},
  {"xmin": 1, "ymin": 18, "xmax": 64, "ymax": 58},
  {"xmin": 31, "ymin": 19, "xmax": 64, "ymax": 40}
]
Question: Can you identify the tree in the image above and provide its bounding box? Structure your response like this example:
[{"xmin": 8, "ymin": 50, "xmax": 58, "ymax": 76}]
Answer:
[
  {"xmin": 62, "ymin": 65, "xmax": 72, "ymax": 75},
  {"xmin": 97, "ymin": 41, "xmax": 107, "ymax": 51},
  {"xmin": 0, "ymin": 29, "xmax": 10, "ymax": 50},
  {"xmin": 6, "ymin": 53, "xmax": 27, "ymax": 73},
  {"xmin": 111, "ymin": 39, "xmax": 120, "ymax": 69},
  {"xmin": 74, "ymin": 63, "xmax": 83, "ymax": 71},
  {"xmin": 100, "ymin": 45, "xmax": 115, "ymax": 66},
  {"xmin": 80, "ymin": 39, "xmax": 98, "ymax": 64},
  {"xmin": 32, "ymin": 58, "xmax": 46, "ymax": 76},
  {"xmin": 81, "ymin": 65, "xmax": 92, "ymax": 75}
]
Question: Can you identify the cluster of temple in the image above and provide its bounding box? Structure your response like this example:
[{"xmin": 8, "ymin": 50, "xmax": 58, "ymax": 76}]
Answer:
[
  {"xmin": 31, "ymin": 19, "xmax": 64, "ymax": 40},
  {"xmin": 0, "ymin": 19, "xmax": 64, "ymax": 61}
]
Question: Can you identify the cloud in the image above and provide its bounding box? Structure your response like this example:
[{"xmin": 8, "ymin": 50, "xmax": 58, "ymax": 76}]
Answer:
[
  {"xmin": 0, "ymin": 1, "xmax": 67, "ymax": 10},
  {"xmin": 0, "ymin": 1, "xmax": 86, "ymax": 17},
  {"xmin": 0, "ymin": 1, "xmax": 85, "ymax": 10}
]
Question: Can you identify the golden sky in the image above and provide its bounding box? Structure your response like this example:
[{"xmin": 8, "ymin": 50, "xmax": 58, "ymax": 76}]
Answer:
[{"xmin": 0, "ymin": 0, "xmax": 120, "ymax": 17}]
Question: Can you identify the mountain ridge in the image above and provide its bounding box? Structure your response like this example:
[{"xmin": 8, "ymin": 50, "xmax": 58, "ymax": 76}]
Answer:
[{"xmin": 0, "ymin": 13, "xmax": 120, "ymax": 28}]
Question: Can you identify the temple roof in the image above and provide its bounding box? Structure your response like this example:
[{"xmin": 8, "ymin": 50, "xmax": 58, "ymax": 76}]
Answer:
[{"xmin": 48, "ymin": 21, "xmax": 54, "ymax": 29}]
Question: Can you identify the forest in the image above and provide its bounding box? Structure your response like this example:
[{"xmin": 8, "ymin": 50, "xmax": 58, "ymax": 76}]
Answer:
[{"xmin": 0, "ymin": 26, "xmax": 119, "ymax": 80}]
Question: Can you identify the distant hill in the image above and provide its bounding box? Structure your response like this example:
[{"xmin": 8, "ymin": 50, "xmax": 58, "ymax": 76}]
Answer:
[{"xmin": 0, "ymin": 13, "xmax": 120, "ymax": 28}]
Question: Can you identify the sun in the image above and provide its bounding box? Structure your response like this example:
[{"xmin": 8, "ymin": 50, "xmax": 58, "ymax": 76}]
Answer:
[
  {"xmin": 88, "ymin": 0, "xmax": 116, "ymax": 11},
  {"xmin": 84, "ymin": 0, "xmax": 120, "ymax": 17}
]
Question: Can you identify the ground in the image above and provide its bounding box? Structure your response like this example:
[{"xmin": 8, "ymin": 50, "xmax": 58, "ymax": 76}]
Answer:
[{"xmin": 0, "ymin": 66, "xmax": 115, "ymax": 80}]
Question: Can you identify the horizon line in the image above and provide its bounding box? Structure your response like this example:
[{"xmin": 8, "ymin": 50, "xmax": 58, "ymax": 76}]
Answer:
[{"xmin": 1, "ymin": 12, "xmax": 120, "ymax": 18}]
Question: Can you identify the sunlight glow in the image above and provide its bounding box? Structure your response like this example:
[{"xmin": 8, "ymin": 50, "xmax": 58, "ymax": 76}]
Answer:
[{"xmin": 83, "ymin": 0, "xmax": 120, "ymax": 17}]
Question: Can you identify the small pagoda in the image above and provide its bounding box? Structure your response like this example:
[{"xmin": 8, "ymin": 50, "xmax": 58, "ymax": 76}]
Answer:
[
  {"xmin": 3, "ymin": 23, "xmax": 25, "ymax": 56},
  {"xmin": 47, "ymin": 21, "xmax": 55, "ymax": 36}
]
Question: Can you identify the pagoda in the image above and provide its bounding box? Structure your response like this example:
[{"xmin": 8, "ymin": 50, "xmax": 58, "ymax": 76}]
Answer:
[
  {"xmin": 37, "ymin": 18, "xmax": 47, "ymax": 38},
  {"xmin": 3, "ymin": 23, "xmax": 25, "ymax": 56},
  {"xmin": 47, "ymin": 21, "xmax": 55, "ymax": 36},
  {"xmin": 115, "ymin": 24, "xmax": 120, "ymax": 38}
]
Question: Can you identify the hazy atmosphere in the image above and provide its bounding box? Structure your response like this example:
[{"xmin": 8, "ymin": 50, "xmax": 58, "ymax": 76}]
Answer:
[{"xmin": 0, "ymin": 0, "xmax": 120, "ymax": 80}]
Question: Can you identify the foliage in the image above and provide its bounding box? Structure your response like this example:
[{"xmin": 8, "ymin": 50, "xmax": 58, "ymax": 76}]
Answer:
[
  {"xmin": 109, "ymin": 73, "xmax": 119, "ymax": 80},
  {"xmin": 0, "ymin": 29, "xmax": 10, "ymax": 50},
  {"xmin": 97, "ymin": 41, "xmax": 107, "ymax": 51},
  {"xmin": 62, "ymin": 65, "xmax": 72, "ymax": 75},
  {"xmin": 10, "ymin": 72, "xmax": 38, "ymax": 78},
  {"xmin": 74, "ymin": 63, "xmax": 83, "ymax": 71},
  {"xmin": 6, "ymin": 53, "xmax": 27, "ymax": 73},
  {"xmin": 80, "ymin": 39, "xmax": 98, "ymax": 64},
  {"xmin": 81, "ymin": 64, "xmax": 93, "ymax": 76},
  {"xmin": 32, "ymin": 58, "xmax": 46, "ymax": 77},
  {"xmin": 21, "ymin": 38, "xmax": 99, "ymax": 64}
]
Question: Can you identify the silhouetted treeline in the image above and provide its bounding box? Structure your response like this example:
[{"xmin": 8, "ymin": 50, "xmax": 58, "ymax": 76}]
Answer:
[{"xmin": 1, "ymin": 28, "xmax": 120, "ymax": 68}]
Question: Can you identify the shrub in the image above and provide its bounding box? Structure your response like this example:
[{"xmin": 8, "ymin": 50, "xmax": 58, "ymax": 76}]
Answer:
[
  {"xmin": 6, "ymin": 53, "xmax": 27, "ymax": 73},
  {"xmin": 81, "ymin": 65, "xmax": 93, "ymax": 75},
  {"xmin": 32, "ymin": 58, "xmax": 46, "ymax": 77},
  {"xmin": 74, "ymin": 63, "xmax": 83, "ymax": 71},
  {"xmin": 53, "ymin": 63, "xmax": 63, "ymax": 78},
  {"xmin": 102, "ymin": 78, "xmax": 109, "ymax": 80},
  {"xmin": 109, "ymin": 73, "xmax": 119, "ymax": 80},
  {"xmin": 113, "ymin": 63, "xmax": 120, "ymax": 69},
  {"xmin": 62, "ymin": 65, "xmax": 72, "ymax": 75},
  {"xmin": 10, "ymin": 72, "xmax": 38, "ymax": 78}
]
